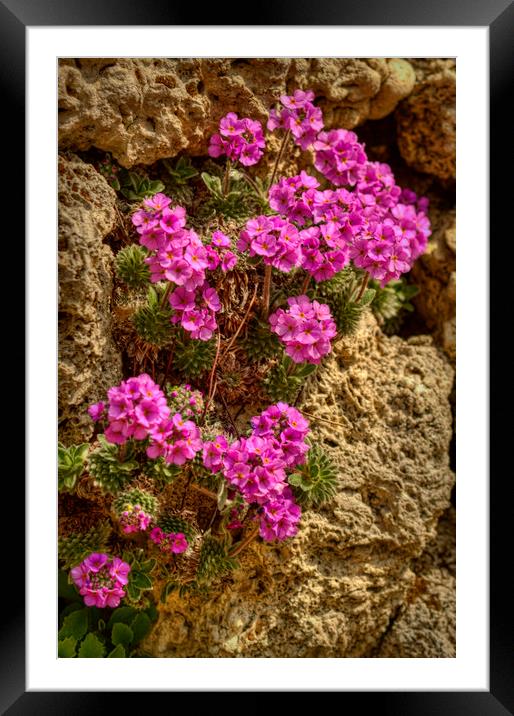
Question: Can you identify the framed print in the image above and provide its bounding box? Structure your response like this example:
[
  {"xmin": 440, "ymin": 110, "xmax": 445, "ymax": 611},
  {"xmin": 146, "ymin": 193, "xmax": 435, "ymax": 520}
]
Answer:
[{"xmin": 8, "ymin": 0, "xmax": 512, "ymax": 711}]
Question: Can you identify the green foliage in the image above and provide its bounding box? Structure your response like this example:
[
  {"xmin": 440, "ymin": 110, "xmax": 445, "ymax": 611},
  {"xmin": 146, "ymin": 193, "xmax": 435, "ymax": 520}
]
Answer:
[
  {"xmin": 200, "ymin": 167, "xmax": 268, "ymax": 221},
  {"xmin": 58, "ymin": 521, "xmax": 112, "ymax": 569},
  {"xmin": 122, "ymin": 549, "xmax": 157, "ymax": 605},
  {"xmin": 78, "ymin": 633, "xmax": 106, "ymax": 658},
  {"xmin": 58, "ymin": 637, "xmax": 77, "ymax": 657},
  {"xmin": 263, "ymin": 354, "xmax": 317, "ymax": 403},
  {"xmin": 58, "ymin": 442, "xmax": 88, "ymax": 492},
  {"xmin": 162, "ymin": 156, "xmax": 198, "ymax": 205},
  {"xmin": 115, "ymin": 245, "xmax": 150, "ymax": 289},
  {"xmin": 59, "ymin": 608, "xmax": 89, "ymax": 641},
  {"xmin": 196, "ymin": 535, "xmax": 239, "ymax": 584},
  {"xmin": 112, "ymin": 488, "xmax": 158, "ymax": 520},
  {"xmin": 119, "ymin": 170, "xmax": 165, "ymax": 201},
  {"xmin": 370, "ymin": 278, "xmax": 419, "ymax": 335},
  {"xmin": 87, "ymin": 435, "xmax": 139, "ymax": 494},
  {"xmin": 288, "ymin": 444, "xmax": 339, "ymax": 507},
  {"xmin": 96, "ymin": 153, "xmax": 121, "ymax": 191},
  {"xmin": 315, "ymin": 267, "xmax": 376, "ymax": 336},
  {"xmin": 243, "ymin": 318, "xmax": 281, "ymax": 362},
  {"xmin": 132, "ymin": 285, "xmax": 173, "ymax": 347},
  {"xmin": 58, "ymin": 596, "xmax": 158, "ymax": 658},
  {"xmin": 157, "ymin": 513, "xmax": 197, "ymax": 544},
  {"xmin": 143, "ymin": 457, "xmax": 181, "ymax": 486},
  {"xmin": 173, "ymin": 332, "xmax": 216, "ymax": 378}
]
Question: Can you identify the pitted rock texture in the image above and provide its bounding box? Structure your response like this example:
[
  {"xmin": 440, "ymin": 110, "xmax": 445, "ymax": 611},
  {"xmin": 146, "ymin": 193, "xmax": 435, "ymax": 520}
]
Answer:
[
  {"xmin": 396, "ymin": 59, "xmax": 456, "ymax": 181},
  {"xmin": 58, "ymin": 58, "xmax": 415, "ymax": 168},
  {"xmin": 412, "ymin": 207, "xmax": 456, "ymax": 362},
  {"xmin": 144, "ymin": 314, "xmax": 455, "ymax": 657},
  {"xmin": 376, "ymin": 505, "xmax": 455, "ymax": 657},
  {"xmin": 58, "ymin": 153, "xmax": 122, "ymax": 445}
]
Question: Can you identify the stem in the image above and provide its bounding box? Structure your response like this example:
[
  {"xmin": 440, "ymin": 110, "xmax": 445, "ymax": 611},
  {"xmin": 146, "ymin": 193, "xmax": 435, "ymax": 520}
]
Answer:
[
  {"xmin": 268, "ymin": 129, "xmax": 291, "ymax": 189},
  {"xmin": 221, "ymin": 284, "xmax": 258, "ymax": 358},
  {"xmin": 191, "ymin": 484, "xmax": 218, "ymax": 501},
  {"xmin": 240, "ymin": 171, "xmax": 265, "ymax": 200},
  {"xmin": 200, "ymin": 331, "xmax": 222, "ymax": 425},
  {"xmin": 286, "ymin": 358, "xmax": 297, "ymax": 377},
  {"xmin": 261, "ymin": 265, "xmax": 273, "ymax": 320},
  {"xmin": 298, "ymin": 410, "xmax": 348, "ymax": 429},
  {"xmin": 222, "ymin": 159, "xmax": 232, "ymax": 197},
  {"xmin": 218, "ymin": 389, "xmax": 240, "ymax": 438},
  {"xmin": 300, "ymin": 274, "xmax": 311, "ymax": 295},
  {"xmin": 160, "ymin": 282, "xmax": 173, "ymax": 309},
  {"xmin": 228, "ymin": 525, "xmax": 259, "ymax": 558},
  {"xmin": 355, "ymin": 273, "xmax": 369, "ymax": 303}
]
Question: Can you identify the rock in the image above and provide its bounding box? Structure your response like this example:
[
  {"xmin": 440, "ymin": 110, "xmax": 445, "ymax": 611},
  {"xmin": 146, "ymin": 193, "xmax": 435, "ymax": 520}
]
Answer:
[
  {"xmin": 396, "ymin": 59, "xmax": 456, "ymax": 181},
  {"xmin": 412, "ymin": 206, "xmax": 456, "ymax": 362},
  {"xmin": 58, "ymin": 58, "xmax": 415, "ymax": 168},
  {"xmin": 375, "ymin": 506, "xmax": 455, "ymax": 657},
  {"xmin": 58, "ymin": 153, "xmax": 123, "ymax": 445},
  {"xmin": 143, "ymin": 314, "xmax": 455, "ymax": 657}
]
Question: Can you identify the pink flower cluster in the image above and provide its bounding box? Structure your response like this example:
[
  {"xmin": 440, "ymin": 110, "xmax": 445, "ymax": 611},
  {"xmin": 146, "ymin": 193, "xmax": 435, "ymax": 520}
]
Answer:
[
  {"xmin": 208, "ymin": 112, "xmax": 265, "ymax": 167},
  {"xmin": 119, "ymin": 504, "xmax": 152, "ymax": 534},
  {"xmin": 202, "ymin": 403, "xmax": 308, "ymax": 541},
  {"xmin": 269, "ymin": 295, "xmax": 337, "ymax": 364},
  {"xmin": 313, "ymin": 128, "xmax": 368, "ymax": 186},
  {"xmin": 167, "ymin": 384, "xmax": 204, "ymax": 420},
  {"xmin": 94, "ymin": 374, "xmax": 203, "ymax": 467},
  {"xmin": 70, "ymin": 553, "xmax": 131, "ymax": 608},
  {"xmin": 268, "ymin": 171, "xmax": 320, "ymax": 225},
  {"xmin": 268, "ymin": 90, "xmax": 324, "ymax": 150},
  {"xmin": 131, "ymin": 194, "xmax": 223, "ymax": 341},
  {"xmin": 149, "ymin": 527, "xmax": 188, "ymax": 554},
  {"xmin": 237, "ymin": 215, "xmax": 303, "ymax": 273}
]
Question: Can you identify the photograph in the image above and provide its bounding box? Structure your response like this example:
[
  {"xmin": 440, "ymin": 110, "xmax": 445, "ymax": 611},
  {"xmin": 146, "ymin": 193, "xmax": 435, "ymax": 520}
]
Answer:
[{"xmin": 57, "ymin": 56, "xmax": 457, "ymax": 659}]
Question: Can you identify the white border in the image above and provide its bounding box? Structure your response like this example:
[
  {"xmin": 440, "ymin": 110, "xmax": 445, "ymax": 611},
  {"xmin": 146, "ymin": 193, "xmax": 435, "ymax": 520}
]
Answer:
[{"xmin": 27, "ymin": 27, "xmax": 488, "ymax": 690}]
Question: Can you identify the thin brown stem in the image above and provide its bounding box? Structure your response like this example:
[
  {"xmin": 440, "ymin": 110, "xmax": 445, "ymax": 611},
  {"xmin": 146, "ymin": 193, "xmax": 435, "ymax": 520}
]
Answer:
[
  {"xmin": 240, "ymin": 171, "xmax": 265, "ymax": 200},
  {"xmin": 299, "ymin": 410, "xmax": 348, "ymax": 429},
  {"xmin": 221, "ymin": 284, "xmax": 258, "ymax": 358},
  {"xmin": 200, "ymin": 331, "xmax": 222, "ymax": 425},
  {"xmin": 261, "ymin": 265, "xmax": 273, "ymax": 320},
  {"xmin": 228, "ymin": 525, "xmax": 260, "ymax": 558},
  {"xmin": 191, "ymin": 484, "xmax": 218, "ymax": 501},
  {"xmin": 160, "ymin": 282, "xmax": 173, "ymax": 309},
  {"xmin": 218, "ymin": 389, "xmax": 240, "ymax": 438},
  {"xmin": 268, "ymin": 129, "xmax": 291, "ymax": 189},
  {"xmin": 300, "ymin": 274, "xmax": 311, "ymax": 295},
  {"xmin": 355, "ymin": 273, "xmax": 369, "ymax": 303},
  {"xmin": 222, "ymin": 160, "xmax": 232, "ymax": 196}
]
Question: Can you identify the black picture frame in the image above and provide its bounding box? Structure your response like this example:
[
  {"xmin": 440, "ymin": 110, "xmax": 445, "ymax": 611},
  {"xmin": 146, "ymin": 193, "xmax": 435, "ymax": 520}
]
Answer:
[{"xmin": 10, "ymin": 0, "xmax": 511, "ymax": 711}]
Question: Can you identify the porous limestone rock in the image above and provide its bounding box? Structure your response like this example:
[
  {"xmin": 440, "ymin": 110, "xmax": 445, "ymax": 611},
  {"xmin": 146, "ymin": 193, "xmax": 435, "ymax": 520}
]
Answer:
[
  {"xmin": 144, "ymin": 314, "xmax": 455, "ymax": 657},
  {"xmin": 396, "ymin": 59, "xmax": 456, "ymax": 181},
  {"xmin": 375, "ymin": 506, "xmax": 455, "ymax": 657},
  {"xmin": 58, "ymin": 152, "xmax": 122, "ymax": 445},
  {"xmin": 412, "ymin": 207, "xmax": 456, "ymax": 362},
  {"xmin": 58, "ymin": 58, "xmax": 415, "ymax": 168}
]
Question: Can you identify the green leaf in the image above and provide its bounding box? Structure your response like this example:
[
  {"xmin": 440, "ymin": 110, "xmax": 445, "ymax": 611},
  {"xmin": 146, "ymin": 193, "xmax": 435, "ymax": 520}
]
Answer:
[
  {"xmin": 140, "ymin": 558, "xmax": 156, "ymax": 573},
  {"xmin": 59, "ymin": 603, "xmax": 83, "ymax": 626},
  {"xmin": 130, "ymin": 613, "xmax": 152, "ymax": 644},
  {"xmin": 201, "ymin": 172, "xmax": 223, "ymax": 198},
  {"xmin": 127, "ymin": 582, "xmax": 141, "ymax": 602},
  {"xmin": 58, "ymin": 637, "xmax": 77, "ymax": 658},
  {"xmin": 358, "ymin": 288, "xmax": 376, "ymax": 307},
  {"xmin": 59, "ymin": 608, "xmax": 88, "ymax": 641},
  {"xmin": 78, "ymin": 633, "xmax": 106, "ymax": 658},
  {"xmin": 129, "ymin": 172, "xmax": 141, "ymax": 191},
  {"xmin": 108, "ymin": 644, "xmax": 126, "ymax": 658},
  {"xmin": 144, "ymin": 603, "xmax": 159, "ymax": 622},
  {"xmin": 160, "ymin": 581, "xmax": 176, "ymax": 604},
  {"xmin": 58, "ymin": 570, "xmax": 81, "ymax": 601},
  {"xmin": 110, "ymin": 177, "xmax": 121, "ymax": 191},
  {"xmin": 111, "ymin": 622, "xmax": 134, "ymax": 648},
  {"xmin": 149, "ymin": 179, "xmax": 165, "ymax": 193},
  {"xmin": 107, "ymin": 606, "xmax": 138, "ymax": 630},
  {"xmin": 131, "ymin": 571, "xmax": 153, "ymax": 590},
  {"xmin": 288, "ymin": 473, "xmax": 303, "ymax": 487}
]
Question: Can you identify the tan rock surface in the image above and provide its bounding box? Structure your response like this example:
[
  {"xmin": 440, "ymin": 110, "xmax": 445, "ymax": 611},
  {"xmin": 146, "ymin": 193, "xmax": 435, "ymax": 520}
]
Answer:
[
  {"xmin": 58, "ymin": 152, "xmax": 123, "ymax": 445},
  {"xmin": 144, "ymin": 314, "xmax": 455, "ymax": 657},
  {"xmin": 58, "ymin": 58, "xmax": 415, "ymax": 168},
  {"xmin": 412, "ymin": 206, "xmax": 456, "ymax": 362},
  {"xmin": 396, "ymin": 59, "xmax": 456, "ymax": 180},
  {"xmin": 375, "ymin": 506, "xmax": 455, "ymax": 657}
]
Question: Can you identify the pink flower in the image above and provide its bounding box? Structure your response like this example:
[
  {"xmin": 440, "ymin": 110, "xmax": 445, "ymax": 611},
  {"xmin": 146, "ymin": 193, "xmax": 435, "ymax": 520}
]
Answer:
[{"xmin": 88, "ymin": 401, "xmax": 105, "ymax": 422}]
